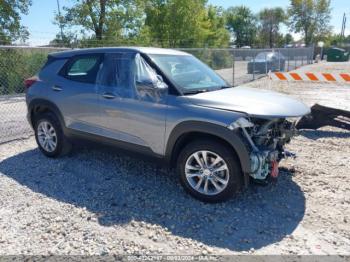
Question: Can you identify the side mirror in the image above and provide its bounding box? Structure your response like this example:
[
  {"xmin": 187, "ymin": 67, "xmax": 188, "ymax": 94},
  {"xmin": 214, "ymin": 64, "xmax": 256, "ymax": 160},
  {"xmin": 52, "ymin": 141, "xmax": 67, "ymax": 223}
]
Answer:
[
  {"xmin": 136, "ymin": 77, "xmax": 168, "ymax": 101},
  {"xmin": 136, "ymin": 79, "xmax": 154, "ymax": 91},
  {"xmin": 155, "ymin": 74, "xmax": 168, "ymax": 89},
  {"xmin": 136, "ymin": 75, "xmax": 168, "ymax": 91}
]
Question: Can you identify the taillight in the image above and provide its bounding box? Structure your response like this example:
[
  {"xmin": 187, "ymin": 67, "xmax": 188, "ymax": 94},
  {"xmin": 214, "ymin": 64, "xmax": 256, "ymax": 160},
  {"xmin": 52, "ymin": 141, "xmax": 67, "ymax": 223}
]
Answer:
[{"xmin": 24, "ymin": 76, "xmax": 38, "ymax": 89}]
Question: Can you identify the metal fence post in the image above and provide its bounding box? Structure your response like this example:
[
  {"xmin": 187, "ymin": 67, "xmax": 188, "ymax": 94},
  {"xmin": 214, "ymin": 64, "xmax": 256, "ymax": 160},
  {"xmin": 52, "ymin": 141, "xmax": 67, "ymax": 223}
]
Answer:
[
  {"xmin": 232, "ymin": 50, "xmax": 235, "ymax": 87},
  {"xmin": 278, "ymin": 49, "xmax": 281, "ymax": 71},
  {"xmin": 253, "ymin": 50, "xmax": 255, "ymax": 81},
  {"xmin": 287, "ymin": 48, "xmax": 290, "ymax": 72},
  {"xmin": 301, "ymin": 49, "xmax": 304, "ymax": 66}
]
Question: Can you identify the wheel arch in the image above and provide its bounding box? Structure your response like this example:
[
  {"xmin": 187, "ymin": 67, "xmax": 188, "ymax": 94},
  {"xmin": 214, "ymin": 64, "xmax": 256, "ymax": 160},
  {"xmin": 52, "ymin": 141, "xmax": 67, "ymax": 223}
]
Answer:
[
  {"xmin": 28, "ymin": 99, "xmax": 65, "ymax": 130},
  {"xmin": 166, "ymin": 121, "xmax": 251, "ymax": 180}
]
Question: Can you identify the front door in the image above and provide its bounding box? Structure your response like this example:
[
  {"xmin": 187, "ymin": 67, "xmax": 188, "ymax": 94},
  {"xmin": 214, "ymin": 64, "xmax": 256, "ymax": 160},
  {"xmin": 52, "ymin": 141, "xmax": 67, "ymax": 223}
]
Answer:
[{"xmin": 97, "ymin": 52, "xmax": 168, "ymax": 155}]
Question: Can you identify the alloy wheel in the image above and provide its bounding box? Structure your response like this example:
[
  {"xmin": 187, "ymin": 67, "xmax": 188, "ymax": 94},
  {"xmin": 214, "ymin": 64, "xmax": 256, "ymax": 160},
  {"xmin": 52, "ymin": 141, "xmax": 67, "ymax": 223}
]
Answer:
[
  {"xmin": 37, "ymin": 121, "xmax": 57, "ymax": 153},
  {"xmin": 185, "ymin": 150, "xmax": 229, "ymax": 196}
]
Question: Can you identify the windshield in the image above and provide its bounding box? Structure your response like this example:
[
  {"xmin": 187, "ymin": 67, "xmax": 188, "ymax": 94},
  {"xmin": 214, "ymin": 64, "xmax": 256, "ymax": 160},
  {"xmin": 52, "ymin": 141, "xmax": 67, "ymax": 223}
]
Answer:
[
  {"xmin": 255, "ymin": 52, "xmax": 274, "ymax": 60},
  {"xmin": 148, "ymin": 54, "xmax": 230, "ymax": 94}
]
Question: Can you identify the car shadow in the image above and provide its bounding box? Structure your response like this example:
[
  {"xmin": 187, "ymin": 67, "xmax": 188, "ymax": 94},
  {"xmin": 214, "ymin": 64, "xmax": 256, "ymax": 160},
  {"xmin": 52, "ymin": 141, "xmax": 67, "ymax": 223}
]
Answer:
[{"xmin": 0, "ymin": 145, "xmax": 305, "ymax": 251}]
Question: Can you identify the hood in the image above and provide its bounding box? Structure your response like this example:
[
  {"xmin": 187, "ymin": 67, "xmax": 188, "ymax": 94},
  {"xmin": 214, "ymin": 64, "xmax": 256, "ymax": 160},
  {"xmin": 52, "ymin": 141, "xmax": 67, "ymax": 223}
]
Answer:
[{"xmin": 186, "ymin": 86, "xmax": 310, "ymax": 118}]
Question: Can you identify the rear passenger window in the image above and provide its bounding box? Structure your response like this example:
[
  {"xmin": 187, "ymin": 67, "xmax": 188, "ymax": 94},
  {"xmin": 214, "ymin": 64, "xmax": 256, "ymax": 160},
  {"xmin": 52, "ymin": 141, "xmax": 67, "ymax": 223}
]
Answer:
[{"xmin": 61, "ymin": 55, "xmax": 102, "ymax": 84}]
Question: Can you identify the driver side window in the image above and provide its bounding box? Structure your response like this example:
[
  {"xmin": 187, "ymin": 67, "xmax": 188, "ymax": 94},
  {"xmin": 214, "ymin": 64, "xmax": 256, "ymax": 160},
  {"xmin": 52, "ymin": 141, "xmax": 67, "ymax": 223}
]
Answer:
[
  {"xmin": 134, "ymin": 53, "xmax": 168, "ymax": 101},
  {"xmin": 97, "ymin": 53, "xmax": 135, "ymax": 98},
  {"xmin": 135, "ymin": 54, "xmax": 167, "ymax": 88}
]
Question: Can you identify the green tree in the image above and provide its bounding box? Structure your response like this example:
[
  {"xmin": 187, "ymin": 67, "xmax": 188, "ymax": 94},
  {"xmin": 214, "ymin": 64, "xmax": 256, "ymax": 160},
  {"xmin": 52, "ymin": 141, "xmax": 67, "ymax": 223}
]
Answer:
[
  {"xmin": 225, "ymin": 6, "xmax": 257, "ymax": 47},
  {"xmin": 54, "ymin": 0, "xmax": 230, "ymax": 48},
  {"xmin": 324, "ymin": 33, "xmax": 350, "ymax": 47},
  {"xmin": 145, "ymin": 0, "xmax": 216, "ymax": 48},
  {"xmin": 204, "ymin": 5, "xmax": 230, "ymax": 47},
  {"xmin": 288, "ymin": 0, "xmax": 332, "ymax": 45},
  {"xmin": 57, "ymin": 0, "xmax": 144, "ymax": 42},
  {"xmin": 49, "ymin": 31, "xmax": 77, "ymax": 47},
  {"xmin": 284, "ymin": 33, "xmax": 294, "ymax": 45},
  {"xmin": 143, "ymin": 0, "xmax": 170, "ymax": 46},
  {"xmin": 0, "ymin": 0, "xmax": 32, "ymax": 44},
  {"xmin": 258, "ymin": 7, "xmax": 286, "ymax": 48}
]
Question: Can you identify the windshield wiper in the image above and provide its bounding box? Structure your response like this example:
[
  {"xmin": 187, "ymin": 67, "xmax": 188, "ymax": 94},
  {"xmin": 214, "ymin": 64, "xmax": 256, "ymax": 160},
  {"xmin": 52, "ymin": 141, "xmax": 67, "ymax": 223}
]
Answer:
[
  {"xmin": 183, "ymin": 89, "xmax": 209, "ymax": 95},
  {"xmin": 183, "ymin": 85, "xmax": 231, "ymax": 95},
  {"xmin": 219, "ymin": 85, "xmax": 232, "ymax": 89}
]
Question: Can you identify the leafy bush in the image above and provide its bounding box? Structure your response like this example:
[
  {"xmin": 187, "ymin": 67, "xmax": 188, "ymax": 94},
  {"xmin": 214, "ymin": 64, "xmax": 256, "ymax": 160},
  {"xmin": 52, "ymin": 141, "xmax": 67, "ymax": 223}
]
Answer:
[{"xmin": 0, "ymin": 48, "xmax": 48, "ymax": 95}]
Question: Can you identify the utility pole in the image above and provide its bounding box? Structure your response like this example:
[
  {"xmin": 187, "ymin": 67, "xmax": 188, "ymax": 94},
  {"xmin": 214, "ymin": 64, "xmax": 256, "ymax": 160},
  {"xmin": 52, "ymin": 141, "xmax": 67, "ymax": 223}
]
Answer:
[
  {"xmin": 56, "ymin": 0, "xmax": 65, "ymax": 43},
  {"xmin": 340, "ymin": 13, "xmax": 346, "ymax": 39},
  {"xmin": 344, "ymin": 13, "xmax": 347, "ymax": 38}
]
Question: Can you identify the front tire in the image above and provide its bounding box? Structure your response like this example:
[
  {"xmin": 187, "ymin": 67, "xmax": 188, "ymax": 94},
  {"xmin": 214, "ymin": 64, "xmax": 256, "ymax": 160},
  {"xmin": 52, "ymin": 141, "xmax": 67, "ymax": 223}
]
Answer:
[
  {"xmin": 177, "ymin": 140, "xmax": 242, "ymax": 203},
  {"xmin": 34, "ymin": 112, "xmax": 71, "ymax": 158}
]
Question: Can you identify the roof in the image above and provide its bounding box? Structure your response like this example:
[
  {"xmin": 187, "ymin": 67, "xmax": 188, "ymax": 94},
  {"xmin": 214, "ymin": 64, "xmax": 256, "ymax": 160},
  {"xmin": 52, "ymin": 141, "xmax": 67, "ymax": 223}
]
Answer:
[
  {"xmin": 329, "ymin": 47, "xmax": 346, "ymax": 52},
  {"xmin": 49, "ymin": 47, "xmax": 190, "ymax": 58}
]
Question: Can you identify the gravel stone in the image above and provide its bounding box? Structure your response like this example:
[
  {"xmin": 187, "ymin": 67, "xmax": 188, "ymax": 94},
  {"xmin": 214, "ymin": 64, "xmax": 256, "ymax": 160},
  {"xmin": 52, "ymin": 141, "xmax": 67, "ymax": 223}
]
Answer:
[{"xmin": 0, "ymin": 61, "xmax": 349, "ymax": 255}]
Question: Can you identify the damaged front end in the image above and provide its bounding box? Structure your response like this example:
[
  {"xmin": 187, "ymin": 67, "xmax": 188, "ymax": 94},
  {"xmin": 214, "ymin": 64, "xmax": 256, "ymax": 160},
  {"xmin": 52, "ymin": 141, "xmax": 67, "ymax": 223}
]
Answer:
[{"xmin": 229, "ymin": 117, "xmax": 298, "ymax": 181}]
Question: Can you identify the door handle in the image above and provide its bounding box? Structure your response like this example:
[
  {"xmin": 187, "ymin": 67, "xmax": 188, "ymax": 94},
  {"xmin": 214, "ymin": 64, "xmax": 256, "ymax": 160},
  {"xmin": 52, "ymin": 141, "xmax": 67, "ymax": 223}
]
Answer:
[
  {"xmin": 52, "ymin": 85, "xmax": 62, "ymax": 91},
  {"xmin": 102, "ymin": 93, "xmax": 116, "ymax": 99}
]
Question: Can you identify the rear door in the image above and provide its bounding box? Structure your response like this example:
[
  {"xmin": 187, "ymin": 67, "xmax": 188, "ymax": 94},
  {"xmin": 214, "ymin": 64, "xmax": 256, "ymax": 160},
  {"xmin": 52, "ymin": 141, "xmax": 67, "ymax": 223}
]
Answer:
[{"xmin": 48, "ymin": 53, "xmax": 104, "ymax": 133}]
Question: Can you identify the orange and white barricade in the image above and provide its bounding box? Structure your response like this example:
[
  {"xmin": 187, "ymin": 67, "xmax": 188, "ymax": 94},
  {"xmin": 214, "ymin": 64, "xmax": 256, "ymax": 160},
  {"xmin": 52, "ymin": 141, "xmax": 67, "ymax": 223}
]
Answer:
[{"xmin": 269, "ymin": 71, "xmax": 350, "ymax": 83}]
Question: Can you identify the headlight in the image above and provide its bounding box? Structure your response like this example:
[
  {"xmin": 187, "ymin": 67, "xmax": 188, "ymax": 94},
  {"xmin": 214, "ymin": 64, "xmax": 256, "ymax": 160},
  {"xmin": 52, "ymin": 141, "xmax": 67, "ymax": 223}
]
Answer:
[
  {"xmin": 227, "ymin": 117, "xmax": 254, "ymax": 130},
  {"xmin": 285, "ymin": 116, "xmax": 303, "ymax": 123}
]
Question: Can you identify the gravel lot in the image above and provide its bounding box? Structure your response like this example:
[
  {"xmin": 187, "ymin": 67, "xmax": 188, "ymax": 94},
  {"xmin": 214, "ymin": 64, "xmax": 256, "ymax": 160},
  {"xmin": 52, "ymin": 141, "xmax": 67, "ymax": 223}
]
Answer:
[{"xmin": 0, "ymin": 61, "xmax": 349, "ymax": 256}]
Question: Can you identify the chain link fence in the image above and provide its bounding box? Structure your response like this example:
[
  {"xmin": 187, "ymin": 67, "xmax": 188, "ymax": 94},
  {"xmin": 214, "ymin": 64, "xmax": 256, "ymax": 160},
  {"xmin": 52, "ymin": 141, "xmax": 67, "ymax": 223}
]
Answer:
[
  {"xmin": 0, "ymin": 46, "xmax": 313, "ymax": 144},
  {"xmin": 0, "ymin": 46, "xmax": 68, "ymax": 143},
  {"xmin": 181, "ymin": 47, "xmax": 314, "ymax": 86}
]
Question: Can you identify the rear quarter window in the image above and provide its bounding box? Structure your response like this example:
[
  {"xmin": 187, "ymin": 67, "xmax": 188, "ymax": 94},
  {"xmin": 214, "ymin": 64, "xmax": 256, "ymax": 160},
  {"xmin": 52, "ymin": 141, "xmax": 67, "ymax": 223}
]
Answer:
[{"xmin": 59, "ymin": 54, "xmax": 103, "ymax": 84}]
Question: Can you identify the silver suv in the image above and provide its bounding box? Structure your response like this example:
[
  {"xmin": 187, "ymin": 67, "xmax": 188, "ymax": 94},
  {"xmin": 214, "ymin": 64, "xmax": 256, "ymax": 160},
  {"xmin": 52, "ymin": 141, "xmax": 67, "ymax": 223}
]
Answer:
[{"xmin": 25, "ymin": 47, "xmax": 310, "ymax": 202}]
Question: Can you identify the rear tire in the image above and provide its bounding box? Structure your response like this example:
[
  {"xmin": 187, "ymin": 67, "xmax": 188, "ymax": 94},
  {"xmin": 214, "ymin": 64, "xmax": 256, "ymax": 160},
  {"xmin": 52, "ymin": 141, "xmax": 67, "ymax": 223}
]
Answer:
[
  {"xmin": 34, "ymin": 112, "xmax": 71, "ymax": 158},
  {"xmin": 177, "ymin": 140, "xmax": 242, "ymax": 203}
]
